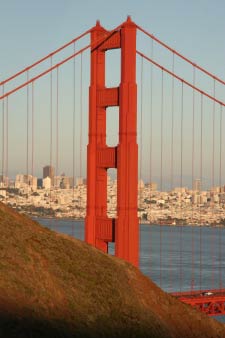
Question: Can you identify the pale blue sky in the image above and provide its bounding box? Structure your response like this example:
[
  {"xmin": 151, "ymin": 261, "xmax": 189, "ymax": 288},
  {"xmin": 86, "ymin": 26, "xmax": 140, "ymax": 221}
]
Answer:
[
  {"xmin": 0, "ymin": 0, "xmax": 225, "ymax": 78},
  {"xmin": 0, "ymin": 0, "xmax": 225, "ymax": 187}
]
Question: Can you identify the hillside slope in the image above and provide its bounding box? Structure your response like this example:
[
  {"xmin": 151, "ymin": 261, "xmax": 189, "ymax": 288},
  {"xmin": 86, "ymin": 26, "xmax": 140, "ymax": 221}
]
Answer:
[{"xmin": 0, "ymin": 202, "xmax": 224, "ymax": 338}]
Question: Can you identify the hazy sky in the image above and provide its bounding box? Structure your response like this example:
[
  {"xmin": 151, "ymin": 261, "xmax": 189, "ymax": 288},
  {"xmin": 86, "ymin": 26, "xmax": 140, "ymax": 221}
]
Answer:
[
  {"xmin": 0, "ymin": 0, "xmax": 225, "ymax": 78},
  {"xmin": 0, "ymin": 0, "xmax": 225, "ymax": 187}
]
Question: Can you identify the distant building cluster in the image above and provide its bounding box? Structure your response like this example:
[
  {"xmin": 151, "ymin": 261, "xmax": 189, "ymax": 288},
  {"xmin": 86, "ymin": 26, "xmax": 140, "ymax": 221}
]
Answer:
[
  {"xmin": 1, "ymin": 170, "xmax": 225, "ymax": 225},
  {"xmin": 5, "ymin": 165, "xmax": 85, "ymax": 192}
]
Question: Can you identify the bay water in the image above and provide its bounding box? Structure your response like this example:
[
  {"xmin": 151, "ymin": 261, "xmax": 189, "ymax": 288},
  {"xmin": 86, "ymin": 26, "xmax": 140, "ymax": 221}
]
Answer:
[{"xmin": 37, "ymin": 218, "xmax": 225, "ymax": 323}]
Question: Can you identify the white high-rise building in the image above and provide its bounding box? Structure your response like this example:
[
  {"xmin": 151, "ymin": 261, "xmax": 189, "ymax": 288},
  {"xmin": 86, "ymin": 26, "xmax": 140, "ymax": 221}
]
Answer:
[{"xmin": 43, "ymin": 176, "xmax": 51, "ymax": 190}]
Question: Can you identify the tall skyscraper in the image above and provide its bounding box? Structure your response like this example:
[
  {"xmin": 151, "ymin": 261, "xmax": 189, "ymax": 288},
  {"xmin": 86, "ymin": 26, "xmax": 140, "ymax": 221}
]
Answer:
[{"xmin": 43, "ymin": 165, "xmax": 55, "ymax": 186}]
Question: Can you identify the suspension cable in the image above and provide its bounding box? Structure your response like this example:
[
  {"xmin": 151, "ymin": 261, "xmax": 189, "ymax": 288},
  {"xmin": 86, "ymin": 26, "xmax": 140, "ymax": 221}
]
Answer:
[
  {"xmin": 169, "ymin": 52, "xmax": 175, "ymax": 291},
  {"xmin": 179, "ymin": 81, "xmax": 184, "ymax": 292},
  {"xmin": 149, "ymin": 38, "xmax": 154, "ymax": 273},
  {"xmin": 31, "ymin": 82, "xmax": 34, "ymax": 185},
  {"xmin": 191, "ymin": 66, "xmax": 196, "ymax": 292},
  {"xmin": 199, "ymin": 93, "xmax": 203, "ymax": 291},
  {"xmin": 26, "ymin": 71, "xmax": 29, "ymax": 199},
  {"xmin": 49, "ymin": 58, "xmax": 53, "ymax": 224},
  {"xmin": 5, "ymin": 97, "xmax": 8, "ymax": 188},
  {"xmin": 72, "ymin": 42, "xmax": 76, "ymax": 237},
  {"xmin": 0, "ymin": 47, "xmax": 89, "ymax": 100},
  {"xmin": 79, "ymin": 53, "xmax": 83, "ymax": 219},
  {"xmin": 219, "ymin": 104, "xmax": 222, "ymax": 290},
  {"xmin": 136, "ymin": 51, "xmax": 225, "ymax": 107},
  {"xmin": 211, "ymin": 79, "xmax": 216, "ymax": 290},
  {"xmin": 170, "ymin": 53, "xmax": 175, "ymax": 193},
  {"xmin": 139, "ymin": 56, "xmax": 144, "ymax": 223},
  {"xmin": 50, "ymin": 57, "xmax": 53, "ymax": 179},
  {"xmin": 2, "ymin": 85, "xmax": 4, "ymax": 182},
  {"xmin": 47, "ymin": 62, "xmax": 54, "ymax": 224},
  {"xmin": 30, "ymin": 82, "xmax": 34, "ymax": 209},
  {"xmin": 0, "ymin": 29, "xmax": 91, "ymax": 86},
  {"xmin": 136, "ymin": 25, "xmax": 225, "ymax": 86},
  {"xmin": 160, "ymin": 69, "xmax": 164, "ymax": 288},
  {"xmin": 0, "ymin": 26, "xmax": 123, "ymax": 100},
  {"xmin": 56, "ymin": 66, "xmax": 59, "ymax": 186},
  {"xmin": 55, "ymin": 66, "xmax": 59, "ymax": 225}
]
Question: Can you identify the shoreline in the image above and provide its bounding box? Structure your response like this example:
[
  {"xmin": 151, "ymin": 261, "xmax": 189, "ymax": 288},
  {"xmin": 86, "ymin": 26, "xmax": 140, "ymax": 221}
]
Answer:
[{"xmin": 31, "ymin": 215, "xmax": 225, "ymax": 228}]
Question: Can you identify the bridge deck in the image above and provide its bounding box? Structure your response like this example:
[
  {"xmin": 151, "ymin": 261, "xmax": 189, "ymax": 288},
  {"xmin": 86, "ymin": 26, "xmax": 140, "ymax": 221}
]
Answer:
[{"xmin": 171, "ymin": 289, "xmax": 225, "ymax": 316}]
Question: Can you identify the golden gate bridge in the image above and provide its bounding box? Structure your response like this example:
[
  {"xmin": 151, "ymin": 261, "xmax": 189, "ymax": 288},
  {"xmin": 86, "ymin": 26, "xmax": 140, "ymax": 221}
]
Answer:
[{"xmin": 0, "ymin": 17, "xmax": 225, "ymax": 316}]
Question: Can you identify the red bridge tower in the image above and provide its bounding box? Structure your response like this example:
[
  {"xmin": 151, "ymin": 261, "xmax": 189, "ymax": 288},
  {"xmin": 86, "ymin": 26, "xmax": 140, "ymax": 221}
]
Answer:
[{"xmin": 85, "ymin": 17, "xmax": 139, "ymax": 267}]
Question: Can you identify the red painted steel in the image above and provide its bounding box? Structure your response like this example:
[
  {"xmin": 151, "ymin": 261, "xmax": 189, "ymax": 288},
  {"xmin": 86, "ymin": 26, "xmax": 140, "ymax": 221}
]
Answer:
[
  {"xmin": 1, "ymin": 17, "xmax": 223, "ymax": 305},
  {"xmin": 85, "ymin": 17, "xmax": 139, "ymax": 266},
  {"xmin": 179, "ymin": 296, "xmax": 225, "ymax": 316},
  {"xmin": 137, "ymin": 51, "xmax": 225, "ymax": 107},
  {"xmin": 172, "ymin": 288, "xmax": 225, "ymax": 298},
  {"xmin": 172, "ymin": 289, "xmax": 225, "ymax": 316},
  {"xmin": 0, "ymin": 29, "xmax": 91, "ymax": 86},
  {"xmin": 0, "ymin": 26, "xmax": 123, "ymax": 100},
  {"xmin": 0, "ymin": 45, "xmax": 90, "ymax": 100},
  {"xmin": 116, "ymin": 17, "xmax": 139, "ymax": 266},
  {"xmin": 137, "ymin": 25, "xmax": 225, "ymax": 86},
  {"xmin": 85, "ymin": 20, "xmax": 109, "ymax": 253}
]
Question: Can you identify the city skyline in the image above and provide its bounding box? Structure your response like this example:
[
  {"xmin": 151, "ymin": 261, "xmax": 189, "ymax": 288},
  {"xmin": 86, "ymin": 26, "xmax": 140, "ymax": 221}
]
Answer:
[
  {"xmin": 1, "ymin": 4, "xmax": 225, "ymax": 322},
  {"xmin": 2, "ymin": 166, "xmax": 225, "ymax": 192},
  {"xmin": 0, "ymin": 0, "xmax": 225, "ymax": 194},
  {"xmin": 2, "ymin": 169, "xmax": 225, "ymax": 226}
]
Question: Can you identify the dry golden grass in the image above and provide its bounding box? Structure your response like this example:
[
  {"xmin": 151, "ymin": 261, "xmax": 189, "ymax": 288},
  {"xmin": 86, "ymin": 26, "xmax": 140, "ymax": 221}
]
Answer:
[{"xmin": 0, "ymin": 202, "xmax": 224, "ymax": 338}]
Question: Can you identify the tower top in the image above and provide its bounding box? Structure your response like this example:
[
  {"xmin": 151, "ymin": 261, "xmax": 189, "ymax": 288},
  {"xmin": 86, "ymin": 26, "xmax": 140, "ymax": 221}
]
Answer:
[{"xmin": 122, "ymin": 15, "xmax": 136, "ymax": 28}]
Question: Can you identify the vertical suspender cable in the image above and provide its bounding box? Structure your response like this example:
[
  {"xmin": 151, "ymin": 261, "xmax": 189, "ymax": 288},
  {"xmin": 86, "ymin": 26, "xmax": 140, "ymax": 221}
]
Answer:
[
  {"xmin": 1, "ymin": 85, "xmax": 4, "ymax": 183},
  {"xmin": 26, "ymin": 71, "xmax": 29, "ymax": 198},
  {"xmin": 31, "ymin": 82, "xmax": 34, "ymax": 187},
  {"xmin": 211, "ymin": 79, "xmax": 216, "ymax": 289},
  {"xmin": 139, "ymin": 56, "xmax": 143, "ymax": 224},
  {"xmin": 50, "ymin": 57, "xmax": 53, "ymax": 179},
  {"xmin": 169, "ymin": 53, "xmax": 175, "ymax": 291},
  {"xmin": 170, "ymin": 54, "xmax": 175, "ymax": 196},
  {"xmin": 56, "ymin": 67, "xmax": 59, "ymax": 190},
  {"xmin": 160, "ymin": 69, "xmax": 164, "ymax": 288},
  {"xmin": 179, "ymin": 81, "xmax": 184, "ymax": 292},
  {"xmin": 79, "ymin": 53, "xmax": 83, "ymax": 219},
  {"xmin": 149, "ymin": 39, "xmax": 153, "ymax": 271},
  {"xmin": 199, "ymin": 93, "xmax": 203, "ymax": 291},
  {"xmin": 191, "ymin": 66, "xmax": 196, "ymax": 291},
  {"xmin": 55, "ymin": 66, "xmax": 59, "ymax": 225},
  {"xmin": 138, "ymin": 57, "xmax": 143, "ymax": 262},
  {"xmin": 219, "ymin": 104, "xmax": 222, "ymax": 290},
  {"xmin": 72, "ymin": 42, "xmax": 76, "ymax": 236},
  {"xmin": 31, "ymin": 82, "xmax": 34, "ymax": 210},
  {"xmin": 5, "ymin": 97, "xmax": 8, "ymax": 188},
  {"xmin": 49, "ymin": 57, "xmax": 53, "ymax": 224}
]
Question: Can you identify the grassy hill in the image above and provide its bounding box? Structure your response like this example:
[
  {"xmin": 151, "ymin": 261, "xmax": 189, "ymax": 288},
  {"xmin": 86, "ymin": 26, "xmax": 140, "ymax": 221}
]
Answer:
[{"xmin": 0, "ymin": 202, "xmax": 224, "ymax": 338}]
